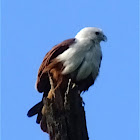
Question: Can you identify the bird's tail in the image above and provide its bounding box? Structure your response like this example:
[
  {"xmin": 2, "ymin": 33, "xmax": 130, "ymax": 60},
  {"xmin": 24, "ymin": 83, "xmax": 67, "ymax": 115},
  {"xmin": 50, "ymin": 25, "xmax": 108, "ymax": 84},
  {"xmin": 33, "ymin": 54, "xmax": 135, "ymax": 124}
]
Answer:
[
  {"xmin": 27, "ymin": 101, "xmax": 43, "ymax": 123},
  {"xmin": 27, "ymin": 92, "xmax": 49, "ymax": 124}
]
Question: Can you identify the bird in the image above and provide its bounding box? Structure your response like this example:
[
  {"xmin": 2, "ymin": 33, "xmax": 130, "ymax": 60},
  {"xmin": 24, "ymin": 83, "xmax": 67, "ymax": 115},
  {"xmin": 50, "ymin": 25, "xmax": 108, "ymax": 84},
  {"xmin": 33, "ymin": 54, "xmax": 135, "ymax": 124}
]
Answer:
[{"xmin": 27, "ymin": 27, "xmax": 107, "ymax": 125}]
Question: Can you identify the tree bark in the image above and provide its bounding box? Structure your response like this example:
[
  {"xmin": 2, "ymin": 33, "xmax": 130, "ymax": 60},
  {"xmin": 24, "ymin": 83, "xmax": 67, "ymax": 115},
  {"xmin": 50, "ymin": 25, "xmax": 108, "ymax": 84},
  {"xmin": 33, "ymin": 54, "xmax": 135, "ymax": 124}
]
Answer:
[{"xmin": 41, "ymin": 78, "xmax": 89, "ymax": 140}]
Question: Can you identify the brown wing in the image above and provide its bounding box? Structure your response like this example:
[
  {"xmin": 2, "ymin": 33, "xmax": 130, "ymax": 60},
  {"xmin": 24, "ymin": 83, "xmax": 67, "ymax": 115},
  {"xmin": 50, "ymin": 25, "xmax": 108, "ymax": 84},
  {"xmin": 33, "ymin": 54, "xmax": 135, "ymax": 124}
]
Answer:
[{"xmin": 36, "ymin": 38, "xmax": 75, "ymax": 93}]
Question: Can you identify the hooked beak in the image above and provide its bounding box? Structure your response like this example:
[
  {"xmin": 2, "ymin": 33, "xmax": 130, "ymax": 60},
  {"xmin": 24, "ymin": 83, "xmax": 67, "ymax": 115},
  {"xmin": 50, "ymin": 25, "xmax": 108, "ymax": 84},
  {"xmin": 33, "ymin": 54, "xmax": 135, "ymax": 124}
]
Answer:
[{"xmin": 102, "ymin": 35, "xmax": 107, "ymax": 42}]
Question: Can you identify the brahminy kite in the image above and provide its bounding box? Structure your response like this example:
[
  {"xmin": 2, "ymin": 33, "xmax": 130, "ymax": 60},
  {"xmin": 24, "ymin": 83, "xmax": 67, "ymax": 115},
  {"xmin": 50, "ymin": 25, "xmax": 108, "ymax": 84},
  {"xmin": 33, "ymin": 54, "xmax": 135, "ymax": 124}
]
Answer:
[{"xmin": 27, "ymin": 27, "xmax": 107, "ymax": 124}]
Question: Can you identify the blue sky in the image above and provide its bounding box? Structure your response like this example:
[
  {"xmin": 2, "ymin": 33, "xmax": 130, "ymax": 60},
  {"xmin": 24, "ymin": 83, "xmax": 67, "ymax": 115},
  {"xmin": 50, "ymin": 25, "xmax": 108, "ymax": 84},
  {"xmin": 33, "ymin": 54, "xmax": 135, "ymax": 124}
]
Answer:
[{"xmin": 1, "ymin": 0, "xmax": 139, "ymax": 140}]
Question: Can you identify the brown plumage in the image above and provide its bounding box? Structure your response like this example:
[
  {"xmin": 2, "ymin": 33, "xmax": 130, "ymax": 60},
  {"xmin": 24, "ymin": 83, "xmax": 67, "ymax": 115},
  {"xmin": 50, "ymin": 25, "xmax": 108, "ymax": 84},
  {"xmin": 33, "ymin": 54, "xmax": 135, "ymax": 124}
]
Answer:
[{"xmin": 36, "ymin": 38, "xmax": 75, "ymax": 93}]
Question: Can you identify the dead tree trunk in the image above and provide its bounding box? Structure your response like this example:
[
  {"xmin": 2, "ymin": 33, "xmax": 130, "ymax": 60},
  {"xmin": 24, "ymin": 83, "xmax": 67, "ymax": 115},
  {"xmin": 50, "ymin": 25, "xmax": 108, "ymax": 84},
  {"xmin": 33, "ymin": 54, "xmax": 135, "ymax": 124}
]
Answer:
[{"xmin": 41, "ymin": 78, "xmax": 89, "ymax": 140}]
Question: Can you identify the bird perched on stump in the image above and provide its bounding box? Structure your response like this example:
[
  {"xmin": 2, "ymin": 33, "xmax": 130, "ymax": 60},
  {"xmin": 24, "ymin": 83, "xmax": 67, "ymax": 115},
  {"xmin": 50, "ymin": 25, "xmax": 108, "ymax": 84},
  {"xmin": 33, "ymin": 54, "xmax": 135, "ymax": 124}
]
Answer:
[{"xmin": 27, "ymin": 27, "xmax": 107, "ymax": 126}]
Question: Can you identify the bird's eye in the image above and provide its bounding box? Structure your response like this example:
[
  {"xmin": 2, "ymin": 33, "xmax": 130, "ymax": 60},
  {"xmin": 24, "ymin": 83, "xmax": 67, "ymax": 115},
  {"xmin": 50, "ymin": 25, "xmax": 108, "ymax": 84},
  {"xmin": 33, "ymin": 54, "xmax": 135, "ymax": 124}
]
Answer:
[{"xmin": 95, "ymin": 32, "xmax": 100, "ymax": 35}]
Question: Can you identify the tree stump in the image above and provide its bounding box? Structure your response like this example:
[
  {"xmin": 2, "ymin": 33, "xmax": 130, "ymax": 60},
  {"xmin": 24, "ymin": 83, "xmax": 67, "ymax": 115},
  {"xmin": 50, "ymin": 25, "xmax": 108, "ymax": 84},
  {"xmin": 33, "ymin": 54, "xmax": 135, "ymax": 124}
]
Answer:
[{"xmin": 41, "ymin": 78, "xmax": 89, "ymax": 140}]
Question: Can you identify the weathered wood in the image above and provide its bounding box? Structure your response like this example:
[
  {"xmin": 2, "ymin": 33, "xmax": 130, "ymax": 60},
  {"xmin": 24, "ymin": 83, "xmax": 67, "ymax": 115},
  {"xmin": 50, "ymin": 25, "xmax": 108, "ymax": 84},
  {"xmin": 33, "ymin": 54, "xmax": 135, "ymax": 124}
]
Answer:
[{"xmin": 41, "ymin": 78, "xmax": 89, "ymax": 140}]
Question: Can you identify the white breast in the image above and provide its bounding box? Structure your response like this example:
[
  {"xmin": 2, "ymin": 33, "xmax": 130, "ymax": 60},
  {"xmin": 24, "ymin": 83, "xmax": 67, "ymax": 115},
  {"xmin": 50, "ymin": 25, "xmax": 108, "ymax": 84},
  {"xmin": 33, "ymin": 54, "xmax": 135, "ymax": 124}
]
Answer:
[
  {"xmin": 57, "ymin": 39, "xmax": 102, "ymax": 81},
  {"xmin": 76, "ymin": 43, "xmax": 102, "ymax": 81}
]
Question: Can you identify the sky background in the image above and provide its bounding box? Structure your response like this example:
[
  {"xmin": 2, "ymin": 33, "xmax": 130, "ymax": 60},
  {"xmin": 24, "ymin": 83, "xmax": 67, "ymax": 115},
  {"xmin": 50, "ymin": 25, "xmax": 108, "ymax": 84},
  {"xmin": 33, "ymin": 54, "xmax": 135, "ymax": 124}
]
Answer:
[{"xmin": 1, "ymin": 0, "xmax": 139, "ymax": 140}]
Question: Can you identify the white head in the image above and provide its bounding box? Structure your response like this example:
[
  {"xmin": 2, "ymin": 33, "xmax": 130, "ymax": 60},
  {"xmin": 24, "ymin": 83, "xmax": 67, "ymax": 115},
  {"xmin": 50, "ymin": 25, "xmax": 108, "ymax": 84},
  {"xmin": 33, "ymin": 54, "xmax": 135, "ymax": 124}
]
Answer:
[{"xmin": 75, "ymin": 27, "xmax": 107, "ymax": 43}]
